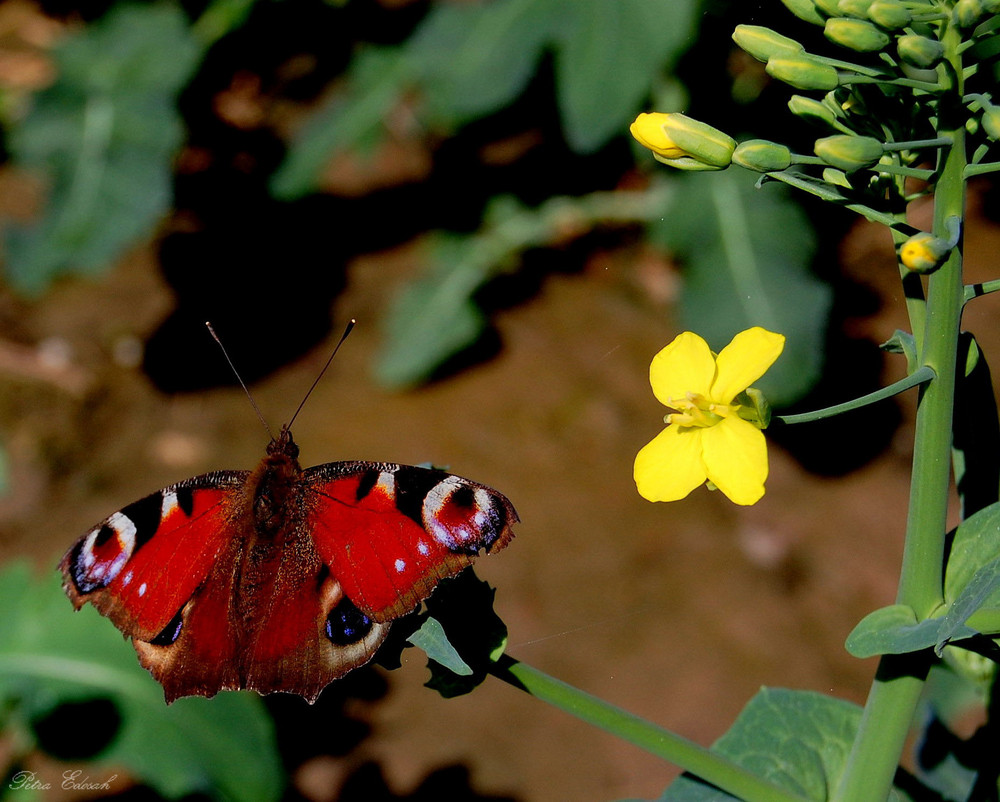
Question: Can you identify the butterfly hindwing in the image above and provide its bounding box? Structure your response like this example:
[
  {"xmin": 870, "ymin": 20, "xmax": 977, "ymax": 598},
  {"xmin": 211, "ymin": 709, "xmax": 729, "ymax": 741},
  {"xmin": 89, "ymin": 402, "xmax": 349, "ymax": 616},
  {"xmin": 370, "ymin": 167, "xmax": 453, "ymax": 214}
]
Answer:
[{"xmin": 303, "ymin": 461, "xmax": 518, "ymax": 621}]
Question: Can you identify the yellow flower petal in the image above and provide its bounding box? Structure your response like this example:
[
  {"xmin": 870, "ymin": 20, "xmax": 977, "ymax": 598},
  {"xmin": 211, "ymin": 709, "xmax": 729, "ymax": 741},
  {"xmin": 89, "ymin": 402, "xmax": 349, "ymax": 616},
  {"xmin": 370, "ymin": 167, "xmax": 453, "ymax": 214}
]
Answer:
[
  {"xmin": 700, "ymin": 416, "xmax": 768, "ymax": 505},
  {"xmin": 630, "ymin": 112, "xmax": 688, "ymax": 159},
  {"xmin": 633, "ymin": 425, "xmax": 708, "ymax": 502},
  {"xmin": 711, "ymin": 327, "xmax": 785, "ymax": 404},
  {"xmin": 649, "ymin": 332, "xmax": 716, "ymax": 407}
]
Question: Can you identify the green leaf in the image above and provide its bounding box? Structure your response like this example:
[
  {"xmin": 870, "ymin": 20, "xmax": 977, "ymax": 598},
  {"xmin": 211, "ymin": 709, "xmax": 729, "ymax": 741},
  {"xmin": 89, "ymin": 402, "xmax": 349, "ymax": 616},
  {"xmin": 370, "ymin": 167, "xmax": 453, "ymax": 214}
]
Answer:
[
  {"xmin": 421, "ymin": 570, "xmax": 508, "ymax": 698},
  {"xmin": 553, "ymin": 0, "xmax": 696, "ymax": 152},
  {"xmin": 880, "ymin": 329, "xmax": 917, "ymax": 374},
  {"xmin": 846, "ymin": 604, "xmax": 929, "ymax": 658},
  {"xmin": 658, "ymin": 688, "xmax": 863, "ymax": 801},
  {"xmin": 407, "ymin": 617, "xmax": 473, "ymax": 676},
  {"xmin": 407, "ymin": 0, "xmax": 558, "ymax": 125},
  {"xmin": 375, "ymin": 186, "xmax": 673, "ymax": 387},
  {"xmin": 270, "ymin": 47, "xmax": 408, "ymax": 200},
  {"xmin": 844, "ymin": 603, "xmax": 979, "ymax": 659},
  {"xmin": 944, "ymin": 502, "xmax": 1000, "ymax": 623},
  {"xmin": 274, "ymin": 0, "xmax": 700, "ymax": 196},
  {"xmin": 0, "ymin": 562, "xmax": 283, "ymax": 800},
  {"xmin": 374, "ymin": 235, "xmax": 488, "ymax": 387},
  {"xmin": 4, "ymin": 2, "xmax": 202, "ymax": 295},
  {"xmin": 653, "ymin": 170, "xmax": 831, "ymax": 407},
  {"xmin": 952, "ymin": 333, "xmax": 1000, "ymax": 518},
  {"xmin": 847, "ymin": 499, "xmax": 1000, "ymax": 658}
]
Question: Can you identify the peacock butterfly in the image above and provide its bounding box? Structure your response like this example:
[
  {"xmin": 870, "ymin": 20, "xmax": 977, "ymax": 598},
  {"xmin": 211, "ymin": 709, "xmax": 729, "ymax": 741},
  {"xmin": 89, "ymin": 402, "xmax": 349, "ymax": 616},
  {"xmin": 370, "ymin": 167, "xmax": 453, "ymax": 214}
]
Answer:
[{"xmin": 60, "ymin": 326, "xmax": 517, "ymax": 704}]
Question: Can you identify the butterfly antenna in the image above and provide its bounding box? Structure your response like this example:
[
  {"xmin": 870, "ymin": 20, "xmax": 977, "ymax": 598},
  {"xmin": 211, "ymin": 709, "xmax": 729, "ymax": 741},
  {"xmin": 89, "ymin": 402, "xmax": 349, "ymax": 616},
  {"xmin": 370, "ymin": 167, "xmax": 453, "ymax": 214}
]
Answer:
[
  {"xmin": 286, "ymin": 318, "xmax": 356, "ymax": 430},
  {"xmin": 205, "ymin": 321, "xmax": 275, "ymax": 442}
]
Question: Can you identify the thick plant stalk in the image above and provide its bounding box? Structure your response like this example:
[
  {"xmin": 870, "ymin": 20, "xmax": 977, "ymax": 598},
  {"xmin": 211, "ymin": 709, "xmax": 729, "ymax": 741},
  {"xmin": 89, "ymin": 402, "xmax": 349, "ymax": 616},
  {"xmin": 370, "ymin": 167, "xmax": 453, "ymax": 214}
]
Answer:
[{"xmin": 832, "ymin": 23, "xmax": 968, "ymax": 801}]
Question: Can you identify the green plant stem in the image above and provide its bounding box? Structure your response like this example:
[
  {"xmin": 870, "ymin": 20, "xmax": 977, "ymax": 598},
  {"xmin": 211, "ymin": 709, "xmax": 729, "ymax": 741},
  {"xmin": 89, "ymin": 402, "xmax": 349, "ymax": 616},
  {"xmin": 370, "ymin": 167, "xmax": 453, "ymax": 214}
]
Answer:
[
  {"xmin": 489, "ymin": 656, "xmax": 811, "ymax": 802},
  {"xmin": 766, "ymin": 170, "xmax": 905, "ymax": 228},
  {"xmin": 964, "ymin": 162, "xmax": 1000, "ymax": 177},
  {"xmin": 843, "ymin": 75, "xmax": 942, "ymax": 92},
  {"xmin": 966, "ymin": 279, "xmax": 1000, "ymax": 302},
  {"xmin": 832, "ymin": 23, "xmax": 967, "ymax": 802},
  {"xmin": 776, "ymin": 366, "xmax": 934, "ymax": 424}
]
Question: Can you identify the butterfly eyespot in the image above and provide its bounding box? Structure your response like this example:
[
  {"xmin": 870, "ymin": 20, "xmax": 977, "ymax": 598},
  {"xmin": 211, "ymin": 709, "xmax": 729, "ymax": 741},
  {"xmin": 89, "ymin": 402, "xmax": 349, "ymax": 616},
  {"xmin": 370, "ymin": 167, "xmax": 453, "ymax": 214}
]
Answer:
[
  {"xmin": 325, "ymin": 597, "xmax": 373, "ymax": 646},
  {"xmin": 422, "ymin": 480, "xmax": 505, "ymax": 553},
  {"xmin": 150, "ymin": 609, "xmax": 184, "ymax": 647},
  {"xmin": 69, "ymin": 513, "xmax": 139, "ymax": 594}
]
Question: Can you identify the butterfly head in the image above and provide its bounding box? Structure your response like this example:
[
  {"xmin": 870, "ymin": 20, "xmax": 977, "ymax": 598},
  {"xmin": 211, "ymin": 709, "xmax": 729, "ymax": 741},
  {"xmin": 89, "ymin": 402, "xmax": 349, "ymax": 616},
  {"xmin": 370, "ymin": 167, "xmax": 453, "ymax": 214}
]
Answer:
[{"xmin": 267, "ymin": 425, "xmax": 300, "ymax": 460}]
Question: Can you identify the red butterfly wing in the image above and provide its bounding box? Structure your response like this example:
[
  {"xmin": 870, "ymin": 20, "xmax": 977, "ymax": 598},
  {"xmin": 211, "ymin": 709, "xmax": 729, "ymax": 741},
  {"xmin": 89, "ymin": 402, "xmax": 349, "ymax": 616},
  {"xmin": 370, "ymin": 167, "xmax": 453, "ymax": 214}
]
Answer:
[
  {"xmin": 60, "ymin": 472, "xmax": 247, "ymax": 642},
  {"xmin": 302, "ymin": 462, "xmax": 518, "ymax": 621}
]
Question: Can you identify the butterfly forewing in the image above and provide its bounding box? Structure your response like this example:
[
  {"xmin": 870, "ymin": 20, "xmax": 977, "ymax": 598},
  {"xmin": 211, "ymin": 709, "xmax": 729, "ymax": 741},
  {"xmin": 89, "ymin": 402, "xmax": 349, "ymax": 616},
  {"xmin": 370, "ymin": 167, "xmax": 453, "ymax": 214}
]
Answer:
[
  {"xmin": 303, "ymin": 461, "xmax": 518, "ymax": 621},
  {"xmin": 60, "ymin": 471, "xmax": 248, "ymax": 641}
]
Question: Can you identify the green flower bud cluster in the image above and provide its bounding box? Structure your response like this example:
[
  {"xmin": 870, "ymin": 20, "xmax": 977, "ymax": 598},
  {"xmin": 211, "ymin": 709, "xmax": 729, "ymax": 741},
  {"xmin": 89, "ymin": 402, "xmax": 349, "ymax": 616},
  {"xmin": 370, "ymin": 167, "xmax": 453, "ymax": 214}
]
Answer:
[
  {"xmin": 733, "ymin": 25, "xmax": 841, "ymax": 92},
  {"xmin": 634, "ymin": 1, "xmax": 1000, "ymax": 210}
]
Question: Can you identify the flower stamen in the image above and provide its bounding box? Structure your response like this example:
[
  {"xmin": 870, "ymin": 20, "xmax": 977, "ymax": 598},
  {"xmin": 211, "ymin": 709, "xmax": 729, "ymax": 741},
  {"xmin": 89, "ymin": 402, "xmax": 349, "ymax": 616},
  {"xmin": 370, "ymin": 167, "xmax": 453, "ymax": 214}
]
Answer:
[{"xmin": 664, "ymin": 393, "xmax": 738, "ymax": 428}]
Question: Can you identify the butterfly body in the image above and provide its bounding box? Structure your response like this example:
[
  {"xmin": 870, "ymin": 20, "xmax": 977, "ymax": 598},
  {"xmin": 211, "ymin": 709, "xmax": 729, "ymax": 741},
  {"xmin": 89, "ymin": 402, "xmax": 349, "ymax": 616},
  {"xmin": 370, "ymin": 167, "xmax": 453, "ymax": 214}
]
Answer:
[{"xmin": 61, "ymin": 427, "xmax": 516, "ymax": 703}]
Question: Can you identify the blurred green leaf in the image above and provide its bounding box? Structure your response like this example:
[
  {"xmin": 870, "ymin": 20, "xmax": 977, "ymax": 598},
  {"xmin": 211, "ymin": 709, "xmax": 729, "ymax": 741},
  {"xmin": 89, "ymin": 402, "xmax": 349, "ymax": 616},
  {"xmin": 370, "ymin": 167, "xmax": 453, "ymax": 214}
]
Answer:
[
  {"xmin": 657, "ymin": 688, "xmax": 869, "ymax": 801},
  {"xmin": 0, "ymin": 561, "xmax": 282, "ymax": 800},
  {"xmin": 375, "ymin": 185, "xmax": 672, "ymax": 386},
  {"xmin": 553, "ymin": 0, "xmax": 696, "ymax": 152},
  {"xmin": 271, "ymin": 47, "xmax": 408, "ymax": 200},
  {"xmin": 409, "ymin": 0, "xmax": 559, "ymax": 124},
  {"xmin": 3, "ymin": 2, "xmax": 202, "ymax": 295},
  {"xmin": 273, "ymin": 0, "xmax": 698, "ymax": 198},
  {"xmin": 652, "ymin": 170, "xmax": 831, "ymax": 407},
  {"xmin": 375, "ymin": 235, "xmax": 488, "ymax": 387}
]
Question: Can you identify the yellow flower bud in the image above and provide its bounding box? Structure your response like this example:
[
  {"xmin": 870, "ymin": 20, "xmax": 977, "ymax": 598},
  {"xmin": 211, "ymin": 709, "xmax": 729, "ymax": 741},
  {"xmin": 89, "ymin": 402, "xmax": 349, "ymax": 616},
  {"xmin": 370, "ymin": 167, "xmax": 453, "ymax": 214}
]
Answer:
[
  {"xmin": 868, "ymin": 0, "xmax": 912, "ymax": 28},
  {"xmin": 732, "ymin": 25, "xmax": 804, "ymax": 62},
  {"xmin": 630, "ymin": 113, "xmax": 687, "ymax": 159},
  {"xmin": 900, "ymin": 232, "xmax": 950, "ymax": 273},
  {"xmin": 661, "ymin": 113, "xmax": 736, "ymax": 169},
  {"xmin": 766, "ymin": 56, "xmax": 840, "ymax": 91},
  {"xmin": 814, "ymin": 134, "xmax": 884, "ymax": 171},
  {"xmin": 732, "ymin": 139, "xmax": 793, "ymax": 172},
  {"xmin": 897, "ymin": 35, "xmax": 945, "ymax": 68},
  {"xmin": 780, "ymin": 0, "xmax": 826, "ymax": 25},
  {"xmin": 824, "ymin": 17, "xmax": 891, "ymax": 51}
]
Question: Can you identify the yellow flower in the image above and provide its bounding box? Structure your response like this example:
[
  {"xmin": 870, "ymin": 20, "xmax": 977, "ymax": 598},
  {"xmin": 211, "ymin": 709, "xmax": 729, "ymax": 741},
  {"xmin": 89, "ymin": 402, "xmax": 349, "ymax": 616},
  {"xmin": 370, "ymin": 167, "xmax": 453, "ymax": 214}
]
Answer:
[
  {"xmin": 634, "ymin": 327, "xmax": 785, "ymax": 506},
  {"xmin": 630, "ymin": 112, "xmax": 687, "ymax": 159}
]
